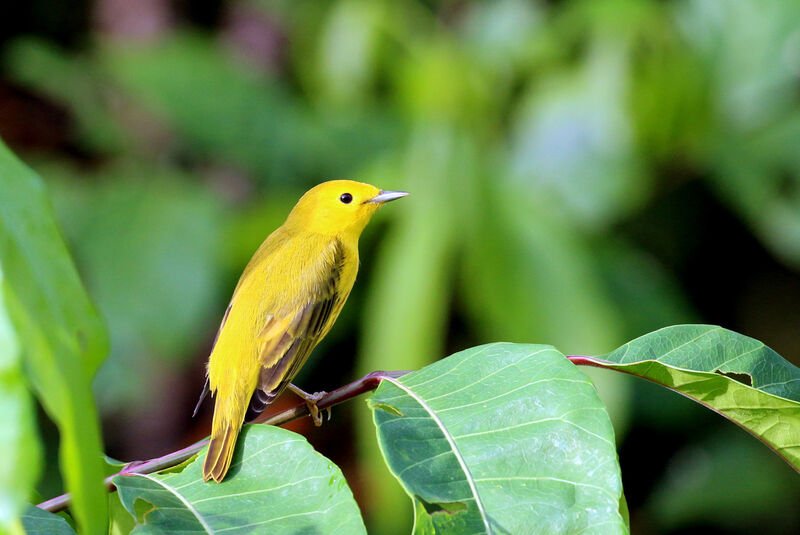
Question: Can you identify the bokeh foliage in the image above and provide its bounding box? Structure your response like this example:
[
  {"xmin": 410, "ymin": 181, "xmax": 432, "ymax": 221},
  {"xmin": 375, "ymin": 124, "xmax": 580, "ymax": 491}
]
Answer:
[{"xmin": 1, "ymin": 0, "xmax": 799, "ymax": 533}]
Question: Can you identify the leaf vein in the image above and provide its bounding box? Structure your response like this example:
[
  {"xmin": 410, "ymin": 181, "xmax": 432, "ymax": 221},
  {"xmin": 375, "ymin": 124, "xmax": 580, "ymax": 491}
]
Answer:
[
  {"xmin": 383, "ymin": 376, "xmax": 493, "ymax": 535},
  {"xmin": 129, "ymin": 473, "xmax": 214, "ymax": 534}
]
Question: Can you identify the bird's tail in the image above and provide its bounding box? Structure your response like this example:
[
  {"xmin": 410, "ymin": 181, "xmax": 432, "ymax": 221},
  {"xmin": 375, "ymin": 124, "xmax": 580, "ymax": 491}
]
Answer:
[{"xmin": 203, "ymin": 411, "xmax": 242, "ymax": 483}]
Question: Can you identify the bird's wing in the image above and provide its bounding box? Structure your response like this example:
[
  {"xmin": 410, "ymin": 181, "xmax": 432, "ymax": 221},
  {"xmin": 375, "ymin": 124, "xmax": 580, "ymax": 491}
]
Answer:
[{"xmin": 245, "ymin": 239, "xmax": 346, "ymax": 420}]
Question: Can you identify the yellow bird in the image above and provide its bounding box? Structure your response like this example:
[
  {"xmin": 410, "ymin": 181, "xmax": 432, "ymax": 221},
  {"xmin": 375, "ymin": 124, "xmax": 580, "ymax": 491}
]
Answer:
[{"xmin": 197, "ymin": 180, "xmax": 407, "ymax": 483}]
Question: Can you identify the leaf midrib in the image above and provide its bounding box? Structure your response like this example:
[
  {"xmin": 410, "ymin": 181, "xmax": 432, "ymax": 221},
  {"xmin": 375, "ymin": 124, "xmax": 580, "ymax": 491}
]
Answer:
[
  {"xmin": 131, "ymin": 473, "xmax": 214, "ymax": 534},
  {"xmin": 382, "ymin": 376, "xmax": 492, "ymax": 535}
]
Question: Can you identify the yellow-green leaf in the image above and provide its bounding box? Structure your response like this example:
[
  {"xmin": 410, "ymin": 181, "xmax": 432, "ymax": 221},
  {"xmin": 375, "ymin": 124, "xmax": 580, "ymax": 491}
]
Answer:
[
  {"xmin": 576, "ymin": 325, "xmax": 800, "ymax": 471},
  {"xmin": 0, "ymin": 139, "xmax": 108, "ymax": 534}
]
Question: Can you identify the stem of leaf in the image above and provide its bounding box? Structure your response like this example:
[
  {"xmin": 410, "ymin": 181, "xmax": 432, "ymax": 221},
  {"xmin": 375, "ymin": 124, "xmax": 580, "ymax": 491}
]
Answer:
[{"xmin": 36, "ymin": 370, "xmax": 410, "ymax": 514}]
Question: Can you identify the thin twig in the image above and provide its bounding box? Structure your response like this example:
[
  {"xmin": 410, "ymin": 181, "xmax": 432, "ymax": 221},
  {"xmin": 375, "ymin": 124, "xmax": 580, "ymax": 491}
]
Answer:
[{"xmin": 36, "ymin": 370, "xmax": 410, "ymax": 513}]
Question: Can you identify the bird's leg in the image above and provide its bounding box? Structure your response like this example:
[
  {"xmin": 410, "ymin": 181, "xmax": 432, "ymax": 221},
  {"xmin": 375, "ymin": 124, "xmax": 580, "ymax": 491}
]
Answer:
[{"xmin": 287, "ymin": 383, "xmax": 331, "ymax": 426}]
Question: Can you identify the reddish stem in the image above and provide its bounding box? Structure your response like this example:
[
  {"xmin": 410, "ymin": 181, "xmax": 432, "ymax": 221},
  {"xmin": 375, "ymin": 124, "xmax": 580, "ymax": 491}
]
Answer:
[{"xmin": 37, "ymin": 370, "xmax": 409, "ymax": 513}]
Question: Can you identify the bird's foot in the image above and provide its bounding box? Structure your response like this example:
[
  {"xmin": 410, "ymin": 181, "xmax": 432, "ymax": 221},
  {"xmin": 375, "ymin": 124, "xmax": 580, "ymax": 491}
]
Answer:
[{"xmin": 287, "ymin": 383, "xmax": 331, "ymax": 426}]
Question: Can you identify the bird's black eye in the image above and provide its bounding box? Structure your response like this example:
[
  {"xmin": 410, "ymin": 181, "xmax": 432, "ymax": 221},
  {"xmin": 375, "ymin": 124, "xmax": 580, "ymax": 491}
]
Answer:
[{"xmin": 339, "ymin": 193, "xmax": 353, "ymax": 204}]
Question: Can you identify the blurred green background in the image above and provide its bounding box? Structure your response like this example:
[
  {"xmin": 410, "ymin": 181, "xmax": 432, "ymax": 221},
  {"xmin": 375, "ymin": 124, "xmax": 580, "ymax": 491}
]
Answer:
[{"xmin": 2, "ymin": 0, "xmax": 799, "ymax": 533}]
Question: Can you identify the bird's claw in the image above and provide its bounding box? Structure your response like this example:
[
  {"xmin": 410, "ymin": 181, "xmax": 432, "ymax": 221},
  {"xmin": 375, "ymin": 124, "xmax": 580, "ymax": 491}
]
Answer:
[
  {"xmin": 309, "ymin": 405, "xmax": 332, "ymax": 426},
  {"xmin": 288, "ymin": 384, "xmax": 331, "ymax": 427},
  {"xmin": 306, "ymin": 391, "xmax": 326, "ymax": 427}
]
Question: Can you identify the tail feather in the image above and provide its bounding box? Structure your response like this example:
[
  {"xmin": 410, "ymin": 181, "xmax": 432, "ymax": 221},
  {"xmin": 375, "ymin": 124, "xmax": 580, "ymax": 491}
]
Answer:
[{"xmin": 203, "ymin": 421, "xmax": 240, "ymax": 482}]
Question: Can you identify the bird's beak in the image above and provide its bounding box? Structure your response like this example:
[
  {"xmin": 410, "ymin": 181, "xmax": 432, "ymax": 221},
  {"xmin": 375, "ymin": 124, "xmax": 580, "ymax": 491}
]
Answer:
[{"xmin": 366, "ymin": 190, "xmax": 409, "ymax": 204}]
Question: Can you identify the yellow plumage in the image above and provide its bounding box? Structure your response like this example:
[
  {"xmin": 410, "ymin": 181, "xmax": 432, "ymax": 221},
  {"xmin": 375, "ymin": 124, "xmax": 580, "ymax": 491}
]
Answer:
[{"xmin": 200, "ymin": 180, "xmax": 407, "ymax": 482}]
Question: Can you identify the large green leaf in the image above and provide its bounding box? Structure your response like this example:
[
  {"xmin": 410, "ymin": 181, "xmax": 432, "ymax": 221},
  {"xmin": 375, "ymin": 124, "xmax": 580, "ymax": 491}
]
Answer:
[
  {"xmin": 42, "ymin": 163, "xmax": 225, "ymax": 412},
  {"xmin": 0, "ymin": 269, "xmax": 40, "ymax": 534},
  {"xmin": 0, "ymin": 139, "xmax": 108, "ymax": 534},
  {"xmin": 21, "ymin": 506, "xmax": 76, "ymax": 535},
  {"xmin": 356, "ymin": 124, "xmax": 467, "ymax": 534},
  {"xmin": 107, "ymin": 492, "xmax": 135, "ymax": 535},
  {"xmin": 113, "ymin": 425, "xmax": 366, "ymax": 534},
  {"xmin": 370, "ymin": 343, "xmax": 628, "ymax": 535},
  {"xmin": 574, "ymin": 325, "xmax": 800, "ymax": 470}
]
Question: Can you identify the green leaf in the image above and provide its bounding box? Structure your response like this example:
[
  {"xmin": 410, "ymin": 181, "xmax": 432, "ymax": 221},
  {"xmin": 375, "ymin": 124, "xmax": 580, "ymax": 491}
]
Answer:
[
  {"xmin": 370, "ymin": 343, "xmax": 628, "ymax": 535},
  {"xmin": 42, "ymin": 163, "xmax": 225, "ymax": 411},
  {"xmin": 356, "ymin": 125, "xmax": 463, "ymax": 534},
  {"xmin": 21, "ymin": 505, "xmax": 76, "ymax": 535},
  {"xmin": 0, "ymin": 269, "xmax": 41, "ymax": 532},
  {"xmin": 113, "ymin": 425, "xmax": 366, "ymax": 534},
  {"xmin": 0, "ymin": 139, "xmax": 108, "ymax": 534},
  {"xmin": 108, "ymin": 492, "xmax": 135, "ymax": 535},
  {"xmin": 577, "ymin": 324, "xmax": 800, "ymax": 471}
]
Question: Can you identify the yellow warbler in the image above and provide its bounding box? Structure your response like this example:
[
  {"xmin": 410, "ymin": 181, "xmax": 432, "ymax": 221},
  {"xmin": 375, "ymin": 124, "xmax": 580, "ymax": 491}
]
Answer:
[{"xmin": 197, "ymin": 180, "xmax": 407, "ymax": 482}]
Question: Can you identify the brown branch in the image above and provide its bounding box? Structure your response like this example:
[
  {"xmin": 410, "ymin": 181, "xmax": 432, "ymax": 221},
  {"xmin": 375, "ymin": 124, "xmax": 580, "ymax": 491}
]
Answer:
[{"xmin": 37, "ymin": 370, "xmax": 410, "ymax": 514}]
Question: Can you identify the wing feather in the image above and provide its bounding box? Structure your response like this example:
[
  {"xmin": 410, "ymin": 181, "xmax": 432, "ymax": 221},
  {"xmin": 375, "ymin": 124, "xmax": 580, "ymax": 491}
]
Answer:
[{"xmin": 244, "ymin": 239, "xmax": 346, "ymax": 421}]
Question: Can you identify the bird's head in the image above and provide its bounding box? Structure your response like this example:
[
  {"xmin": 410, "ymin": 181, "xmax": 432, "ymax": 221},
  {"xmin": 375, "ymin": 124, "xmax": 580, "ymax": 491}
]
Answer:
[{"xmin": 284, "ymin": 180, "xmax": 408, "ymax": 237}]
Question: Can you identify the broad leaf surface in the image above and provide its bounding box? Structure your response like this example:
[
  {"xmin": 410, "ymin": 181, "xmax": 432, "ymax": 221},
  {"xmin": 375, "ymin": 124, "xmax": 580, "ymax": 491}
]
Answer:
[
  {"xmin": 579, "ymin": 325, "xmax": 800, "ymax": 470},
  {"xmin": 370, "ymin": 343, "xmax": 628, "ymax": 535},
  {"xmin": 0, "ymin": 269, "xmax": 40, "ymax": 532},
  {"xmin": 0, "ymin": 139, "xmax": 108, "ymax": 534},
  {"xmin": 108, "ymin": 492, "xmax": 135, "ymax": 535},
  {"xmin": 357, "ymin": 125, "xmax": 463, "ymax": 534},
  {"xmin": 114, "ymin": 425, "xmax": 366, "ymax": 534},
  {"xmin": 21, "ymin": 506, "xmax": 76, "ymax": 535},
  {"xmin": 43, "ymin": 164, "xmax": 225, "ymax": 412}
]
